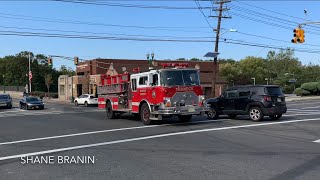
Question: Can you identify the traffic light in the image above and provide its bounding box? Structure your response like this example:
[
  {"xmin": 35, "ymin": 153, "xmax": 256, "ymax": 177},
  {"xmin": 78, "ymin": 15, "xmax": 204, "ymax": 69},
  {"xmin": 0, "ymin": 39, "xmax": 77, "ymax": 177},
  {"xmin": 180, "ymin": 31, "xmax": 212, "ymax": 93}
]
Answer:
[
  {"xmin": 298, "ymin": 29, "xmax": 305, "ymax": 43},
  {"xmin": 292, "ymin": 28, "xmax": 305, "ymax": 43},
  {"xmin": 74, "ymin": 56, "xmax": 79, "ymax": 65},
  {"xmin": 48, "ymin": 57, "xmax": 52, "ymax": 66}
]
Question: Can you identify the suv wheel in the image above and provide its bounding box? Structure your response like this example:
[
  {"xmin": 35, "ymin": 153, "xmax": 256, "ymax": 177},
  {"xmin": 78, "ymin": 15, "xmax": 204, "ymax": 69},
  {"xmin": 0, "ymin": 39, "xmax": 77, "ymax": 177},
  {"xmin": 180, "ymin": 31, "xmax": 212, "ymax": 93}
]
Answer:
[
  {"xmin": 249, "ymin": 107, "xmax": 263, "ymax": 121},
  {"xmin": 207, "ymin": 107, "xmax": 219, "ymax": 120},
  {"xmin": 269, "ymin": 114, "xmax": 282, "ymax": 120}
]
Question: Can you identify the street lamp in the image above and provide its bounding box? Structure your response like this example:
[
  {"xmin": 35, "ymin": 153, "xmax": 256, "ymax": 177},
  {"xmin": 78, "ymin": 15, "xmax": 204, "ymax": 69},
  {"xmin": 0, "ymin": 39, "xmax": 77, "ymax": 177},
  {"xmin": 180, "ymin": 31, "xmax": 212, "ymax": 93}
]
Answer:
[
  {"xmin": 251, "ymin": 77, "xmax": 256, "ymax": 85},
  {"xmin": 265, "ymin": 78, "xmax": 269, "ymax": 85},
  {"xmin": 146, "ymin": 53, "xmax": 150, "ymax": 60},
  {"xmin": 215, "ymin": 28, "xmax": 237, "ymax": 37},
  {"xmin": 284, "ymin": 73, "xmax": 296, "ymax": 93}
]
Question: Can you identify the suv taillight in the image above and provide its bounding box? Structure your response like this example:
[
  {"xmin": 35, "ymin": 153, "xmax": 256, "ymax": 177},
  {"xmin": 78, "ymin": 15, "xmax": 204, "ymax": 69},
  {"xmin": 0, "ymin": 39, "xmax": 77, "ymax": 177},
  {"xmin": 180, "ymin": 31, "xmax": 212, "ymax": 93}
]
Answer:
[{"xmin": 264, "ymin": 96, "xmax": 272, "ymax": 102}]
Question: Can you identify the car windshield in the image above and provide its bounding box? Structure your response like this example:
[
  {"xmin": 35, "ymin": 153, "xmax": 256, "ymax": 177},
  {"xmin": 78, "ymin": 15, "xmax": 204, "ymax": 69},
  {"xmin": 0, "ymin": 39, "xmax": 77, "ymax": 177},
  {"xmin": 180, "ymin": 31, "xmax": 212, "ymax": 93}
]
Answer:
[
  {"xmin": 0, "ymin": 95, "xmax": 9, "ymax": 99},
  {"xmin": 265, "ymin": 87, "xmax": 283, "ymax": 95},
  {"xmin": 160, "ymin": 70, "xmax": 200, "ymax": 86},
  {"xmin": 26, "ymin": 97, "xmax": 40, "ymax": 102}
]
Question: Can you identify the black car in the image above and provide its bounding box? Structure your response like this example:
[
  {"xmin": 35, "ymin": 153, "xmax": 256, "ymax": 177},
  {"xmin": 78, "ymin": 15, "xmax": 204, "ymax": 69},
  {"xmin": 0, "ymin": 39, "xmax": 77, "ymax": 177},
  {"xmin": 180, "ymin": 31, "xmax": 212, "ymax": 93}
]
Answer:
[
  {"xmin": 0, "ymin": 93, "xmax": 12, "ymax": 109},
  {"xmin": 205, "ymin": 85, "xmax": 287, "ymax": 121},
  {"xmin": 20, "ymin": 96, "xmax": 44, "ymax": 110}
]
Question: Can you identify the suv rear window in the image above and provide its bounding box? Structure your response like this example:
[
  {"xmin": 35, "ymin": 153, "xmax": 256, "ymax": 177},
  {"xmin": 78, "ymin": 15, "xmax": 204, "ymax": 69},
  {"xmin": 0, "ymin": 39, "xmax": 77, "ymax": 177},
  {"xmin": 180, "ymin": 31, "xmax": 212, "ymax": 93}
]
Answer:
[{"xmin": 265, "ymin": 87, "xmax": 283, "ymax": 95}]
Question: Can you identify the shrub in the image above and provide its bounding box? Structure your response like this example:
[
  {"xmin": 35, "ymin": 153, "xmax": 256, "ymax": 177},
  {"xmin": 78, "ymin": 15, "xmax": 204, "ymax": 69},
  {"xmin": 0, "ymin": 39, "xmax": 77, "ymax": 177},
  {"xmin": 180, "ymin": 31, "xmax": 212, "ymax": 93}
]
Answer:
[
  {"xmin": 293, "ymin": 88, "xmax": 311, "ymax": 96},
  {"xmin": 301, "ymin": 82, "xmax": 318, "ymax": 92},
  {"xmin": 317, "ymin": 82, "xmax": 320, "ymax": 91}
]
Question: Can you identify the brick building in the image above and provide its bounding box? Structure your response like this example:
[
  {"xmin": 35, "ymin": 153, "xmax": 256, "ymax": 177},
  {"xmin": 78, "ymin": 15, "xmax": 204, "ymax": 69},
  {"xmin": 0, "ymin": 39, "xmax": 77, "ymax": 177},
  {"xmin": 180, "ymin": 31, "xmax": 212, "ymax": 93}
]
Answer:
[{"xmin": 58, "ymin": 59, "xmax": 227, "ymax": 100}]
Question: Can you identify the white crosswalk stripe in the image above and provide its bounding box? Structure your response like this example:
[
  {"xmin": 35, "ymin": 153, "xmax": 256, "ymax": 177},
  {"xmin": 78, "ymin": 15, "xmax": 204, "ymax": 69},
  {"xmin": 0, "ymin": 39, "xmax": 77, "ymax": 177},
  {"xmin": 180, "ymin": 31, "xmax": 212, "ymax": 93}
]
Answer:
[{"xmin": 0, "ymin": 108, "xmax": 64, "ymax": 118}]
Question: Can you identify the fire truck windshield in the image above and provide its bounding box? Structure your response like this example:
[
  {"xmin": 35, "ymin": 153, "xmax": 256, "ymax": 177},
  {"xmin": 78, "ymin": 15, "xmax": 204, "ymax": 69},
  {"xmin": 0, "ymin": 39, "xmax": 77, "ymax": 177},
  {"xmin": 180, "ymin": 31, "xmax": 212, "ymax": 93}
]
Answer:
[{"xmin": 160, "ymin": 69, "xmax": 200, "ymax": 86}]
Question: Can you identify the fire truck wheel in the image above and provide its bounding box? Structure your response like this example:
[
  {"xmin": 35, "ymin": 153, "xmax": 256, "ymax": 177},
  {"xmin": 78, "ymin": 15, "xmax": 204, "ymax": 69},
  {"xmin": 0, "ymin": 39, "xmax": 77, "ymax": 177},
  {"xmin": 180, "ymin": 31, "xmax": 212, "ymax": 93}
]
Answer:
[
  {"xmin": 178, "ymin": 115, "xmax": 192, "ymax": 122},
  {"xmin": 106, "ymin": 101, "xmax": 116, "ymax": 119},
  {"xmin": 140, "ymin": 103, "xmax": 152, "ymax": 125}
]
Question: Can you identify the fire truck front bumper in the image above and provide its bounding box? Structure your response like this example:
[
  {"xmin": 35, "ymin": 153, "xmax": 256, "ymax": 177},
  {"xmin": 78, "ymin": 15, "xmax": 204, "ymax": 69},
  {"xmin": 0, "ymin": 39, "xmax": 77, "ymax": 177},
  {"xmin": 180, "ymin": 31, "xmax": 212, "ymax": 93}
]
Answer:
[{"xmin": 155, "ymin": 106, "xmax": 210, "ymax": 116}]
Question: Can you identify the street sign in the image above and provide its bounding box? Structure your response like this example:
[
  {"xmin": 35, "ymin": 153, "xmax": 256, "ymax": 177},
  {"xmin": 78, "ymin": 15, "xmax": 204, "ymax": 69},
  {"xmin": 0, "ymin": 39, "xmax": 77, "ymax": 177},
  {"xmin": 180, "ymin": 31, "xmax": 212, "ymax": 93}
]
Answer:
[{"xmin": 288, "ymin": 79, "xmax": 297, "ymax": 83}]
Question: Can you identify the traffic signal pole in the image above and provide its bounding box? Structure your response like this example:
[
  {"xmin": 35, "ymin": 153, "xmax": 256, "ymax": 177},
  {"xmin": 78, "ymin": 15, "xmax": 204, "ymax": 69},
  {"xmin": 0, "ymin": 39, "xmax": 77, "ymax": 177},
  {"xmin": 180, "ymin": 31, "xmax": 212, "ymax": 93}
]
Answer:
[{"xmin": 291, "ymin": 22, "xmax": 320, "ymax": 44}]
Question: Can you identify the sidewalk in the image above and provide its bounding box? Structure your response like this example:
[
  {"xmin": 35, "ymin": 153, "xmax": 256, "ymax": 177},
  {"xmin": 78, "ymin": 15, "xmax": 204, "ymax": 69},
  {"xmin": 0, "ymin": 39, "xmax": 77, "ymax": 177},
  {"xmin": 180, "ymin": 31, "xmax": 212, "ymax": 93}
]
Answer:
[
  {"xmin": 5, "ymin": 91, "xmax": 72, "ymax": 105},
  {"xmin": 285, "ymin": 94, "xmax": 320, "ymax": 102},
  {"xmin": 5, "ymin": 91, "xmax": 23, "ymax": 99},
  {"xmin": 42, "ymin": 98, "xmax": 73, "ymax": 105}
]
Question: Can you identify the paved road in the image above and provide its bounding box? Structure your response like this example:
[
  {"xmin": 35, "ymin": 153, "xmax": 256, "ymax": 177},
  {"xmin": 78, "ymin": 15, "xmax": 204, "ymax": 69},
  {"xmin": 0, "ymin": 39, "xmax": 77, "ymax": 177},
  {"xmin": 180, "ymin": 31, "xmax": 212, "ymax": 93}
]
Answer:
[{"xmin": 0, "ymin": 99, "xmax": 319, "ymax": 180}]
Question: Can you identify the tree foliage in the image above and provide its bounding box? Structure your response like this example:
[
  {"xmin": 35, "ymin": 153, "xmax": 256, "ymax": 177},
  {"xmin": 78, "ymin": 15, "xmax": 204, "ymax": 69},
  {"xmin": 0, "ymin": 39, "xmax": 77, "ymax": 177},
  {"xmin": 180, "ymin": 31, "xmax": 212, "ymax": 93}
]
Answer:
[
  {"xmin": 219, "ymin": 49, "xmax": 320, "ymax": 93},
  {"xmin": 0, "ymin": 51, "xmax": 75, "ymax": 92},
  {"xmin": 44, "ymin": 74, "xmax": 53, "ymax": 94}
]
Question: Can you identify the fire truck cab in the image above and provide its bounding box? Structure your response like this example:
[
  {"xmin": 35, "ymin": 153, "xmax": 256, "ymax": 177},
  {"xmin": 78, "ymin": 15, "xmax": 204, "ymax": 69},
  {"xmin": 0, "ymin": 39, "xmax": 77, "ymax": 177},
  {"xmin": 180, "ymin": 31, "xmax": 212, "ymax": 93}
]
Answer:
[{"xmin": 97, "ymin": 63, "xmax": 209, "ymax": 125}]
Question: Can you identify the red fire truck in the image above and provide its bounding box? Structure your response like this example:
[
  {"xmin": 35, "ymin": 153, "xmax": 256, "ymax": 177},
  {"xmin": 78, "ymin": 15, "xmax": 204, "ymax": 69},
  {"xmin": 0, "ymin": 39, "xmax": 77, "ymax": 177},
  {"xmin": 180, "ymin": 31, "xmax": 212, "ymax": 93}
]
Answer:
[{"xmin": 97, "ymin": 63, "xmax": 209, "ymax": 125}]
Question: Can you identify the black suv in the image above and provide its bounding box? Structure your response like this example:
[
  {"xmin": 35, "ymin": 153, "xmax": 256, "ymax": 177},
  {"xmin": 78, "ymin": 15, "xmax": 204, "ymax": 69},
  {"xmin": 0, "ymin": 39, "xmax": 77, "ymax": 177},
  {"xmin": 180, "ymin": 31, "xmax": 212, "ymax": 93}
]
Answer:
[{"xmin": 205, "ymin": 85, "xmax": 287, "ymax": 121}]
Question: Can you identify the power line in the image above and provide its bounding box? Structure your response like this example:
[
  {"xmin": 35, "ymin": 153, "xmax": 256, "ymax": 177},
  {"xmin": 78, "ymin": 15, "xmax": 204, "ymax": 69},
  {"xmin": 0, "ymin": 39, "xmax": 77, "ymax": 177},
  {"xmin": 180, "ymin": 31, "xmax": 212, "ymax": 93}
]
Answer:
[
  {"xmin": 1, "ymin": 30, "xmax": 320, "ymax": 54},
  {"xmin": 194, "ymin": 0, "xmax": 214, "ymax": 30},
  {"xmin": 230, "ymin": 4, "xmax": 320, "ymax": 32},
  {"xmin": 229, "ymin": 12, "xmax": 320, "ymax": 36},
  {"xmin": 54, "ymin": 0, "xmax": 213, "ymax": 10},
  {"xmin": 220, "ymin": 28, "xmax": 320, "ymax": 48},
  {"xmin": 0, "ymin": 12, "xmax": 212, "ymax": 34},
  {"xmin": 5, "ymin": 23, "xmax": 320, "ymax": 49},
  {"xmin": 0, "ymin": 25, "xmax": 214, "ymax": 39},
  {"xmin": 234, "ymin": 0, "xmax": 320, "ymax": 30}
]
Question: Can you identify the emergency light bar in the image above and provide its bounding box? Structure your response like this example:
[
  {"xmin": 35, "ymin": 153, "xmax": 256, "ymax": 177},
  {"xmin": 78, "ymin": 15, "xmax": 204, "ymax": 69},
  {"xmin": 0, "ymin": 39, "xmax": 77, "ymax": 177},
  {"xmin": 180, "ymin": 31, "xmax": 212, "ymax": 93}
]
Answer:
[{"xmin": 161, "ymin": 63, "xmax": 189, "ymax": 68}]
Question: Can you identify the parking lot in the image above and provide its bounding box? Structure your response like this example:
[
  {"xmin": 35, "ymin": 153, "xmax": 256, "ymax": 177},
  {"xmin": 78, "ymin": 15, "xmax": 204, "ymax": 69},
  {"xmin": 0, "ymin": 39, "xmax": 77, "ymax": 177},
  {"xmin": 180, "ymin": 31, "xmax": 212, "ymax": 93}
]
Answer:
[{"xmin": 0, "ymin": 99, "xmax": 319, "ymax": 179}]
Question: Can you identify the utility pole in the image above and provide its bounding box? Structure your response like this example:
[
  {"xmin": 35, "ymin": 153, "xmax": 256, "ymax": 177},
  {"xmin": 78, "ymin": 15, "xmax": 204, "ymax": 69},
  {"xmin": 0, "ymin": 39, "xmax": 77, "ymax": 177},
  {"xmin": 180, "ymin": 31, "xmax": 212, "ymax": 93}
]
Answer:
[
  {"xmin": 210, "ymin": 0, "xmax": 231, "ymax": 97},
  {"xmin": 28, "ymin": 52, "xmax": 32, "ymax": 93}
]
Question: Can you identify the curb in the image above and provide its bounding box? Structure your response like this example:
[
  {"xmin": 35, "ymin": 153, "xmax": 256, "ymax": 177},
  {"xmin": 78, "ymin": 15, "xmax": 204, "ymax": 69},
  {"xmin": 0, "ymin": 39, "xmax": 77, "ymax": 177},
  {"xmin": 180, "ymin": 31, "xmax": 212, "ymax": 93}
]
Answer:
[{"xmin": 286, "ymin": 96, "xmax": 320, "ymax": 102}]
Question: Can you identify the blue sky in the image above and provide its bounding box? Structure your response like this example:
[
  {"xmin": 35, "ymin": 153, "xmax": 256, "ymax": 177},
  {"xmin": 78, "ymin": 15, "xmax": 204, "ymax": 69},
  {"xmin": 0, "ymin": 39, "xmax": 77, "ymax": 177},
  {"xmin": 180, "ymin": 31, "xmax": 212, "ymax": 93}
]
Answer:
[{"xmin": 0, "ymin": 0, "xmax": 320, "ymax": 70}]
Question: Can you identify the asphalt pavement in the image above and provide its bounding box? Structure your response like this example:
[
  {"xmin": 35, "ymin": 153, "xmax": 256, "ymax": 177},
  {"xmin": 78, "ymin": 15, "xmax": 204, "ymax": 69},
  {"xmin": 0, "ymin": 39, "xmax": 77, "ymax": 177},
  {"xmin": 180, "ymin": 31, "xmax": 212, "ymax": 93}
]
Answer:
[{"xmin": 0, "ymin": 98, "xmax": 319, "ymax": 180}]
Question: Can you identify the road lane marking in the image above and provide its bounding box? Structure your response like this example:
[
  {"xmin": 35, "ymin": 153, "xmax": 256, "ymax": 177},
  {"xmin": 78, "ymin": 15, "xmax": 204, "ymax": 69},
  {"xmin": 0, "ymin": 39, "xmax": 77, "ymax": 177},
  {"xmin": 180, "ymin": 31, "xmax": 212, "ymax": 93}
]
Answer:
[
  {"xmin": 284, "ymin": 113, "xmax": 320, "ymax": 116},
  {"xmin": 0, "ymin": 112, "xmax": 63, "ymax": 118},
  {"xmin": 314, "ymin": 139, "xmax": 320, "ymax": 143},
  {"xmin": 301, "ymin": 106, "xmax": 320, "ymax": 110},
  {"xmin": 288, "ymin": 109, "xmax": 319, "ymax": 112},
  {"xmin": 288, "ymin": 101, "xmax": 320, "ymax": 106},
  {"xmin": 0, "ymin": 117, "xmax": 320, "ymax": 161},
  {"xmin": 0, "ymin": 119, "xmax": 222, "ymax": 146}
]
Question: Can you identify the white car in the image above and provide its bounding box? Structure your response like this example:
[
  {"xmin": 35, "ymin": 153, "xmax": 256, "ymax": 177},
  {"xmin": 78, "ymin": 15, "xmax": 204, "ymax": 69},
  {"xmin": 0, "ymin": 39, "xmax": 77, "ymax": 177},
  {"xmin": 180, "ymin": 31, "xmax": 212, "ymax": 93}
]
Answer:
[{"xmin": 74, "ymin": 94, "xmax": 98, "ymax": 107}]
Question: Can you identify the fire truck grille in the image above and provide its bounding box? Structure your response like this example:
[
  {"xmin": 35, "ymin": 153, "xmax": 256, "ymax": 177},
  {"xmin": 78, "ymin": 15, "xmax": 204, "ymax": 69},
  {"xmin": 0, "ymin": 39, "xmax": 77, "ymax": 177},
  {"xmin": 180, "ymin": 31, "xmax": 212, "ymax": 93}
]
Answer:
[{"xmin": 171, "ymin": 92, "xmax": 199, "ymax": 106}]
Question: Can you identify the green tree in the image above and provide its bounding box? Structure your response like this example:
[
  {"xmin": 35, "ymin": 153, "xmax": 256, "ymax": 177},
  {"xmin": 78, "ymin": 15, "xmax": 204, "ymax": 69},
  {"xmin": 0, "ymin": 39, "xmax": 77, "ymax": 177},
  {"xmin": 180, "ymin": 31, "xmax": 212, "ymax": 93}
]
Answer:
[
  {"xmin": 219, "ymin": 56, "xmax": 268, "ymax": 85},
  {"xmin": 189, "ymin": 58, "xmax": 201, "ymax": 61},
  {"xmin": 44, "ymin": 74, "xmax": 52, "ymax": 96},
  {"xmin": 59, "ymin": 65, "xmax": 75, "ymax": 76}
]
